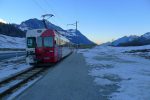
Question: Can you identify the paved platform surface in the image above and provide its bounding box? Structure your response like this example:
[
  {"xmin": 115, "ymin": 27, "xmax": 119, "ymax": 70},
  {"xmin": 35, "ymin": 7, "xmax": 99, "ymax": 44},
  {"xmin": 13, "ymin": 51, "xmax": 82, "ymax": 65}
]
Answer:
[{"xmin": 15, "ymin": 53, "xmax": 103, "ymax": 100}]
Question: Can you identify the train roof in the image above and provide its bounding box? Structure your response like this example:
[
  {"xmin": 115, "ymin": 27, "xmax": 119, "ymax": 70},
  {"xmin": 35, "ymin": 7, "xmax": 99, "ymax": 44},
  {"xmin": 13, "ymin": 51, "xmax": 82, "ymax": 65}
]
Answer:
[
  {"xmin": 26, "ymin": 29, "xmax": 46, "ymax": 37},
  {"xmin": 26, "ymin": 29, "xmax": 72, "ymax": 43},
  {"xmin": 55, "ymin": 31, "xmax": 70, "ymax": 42}
]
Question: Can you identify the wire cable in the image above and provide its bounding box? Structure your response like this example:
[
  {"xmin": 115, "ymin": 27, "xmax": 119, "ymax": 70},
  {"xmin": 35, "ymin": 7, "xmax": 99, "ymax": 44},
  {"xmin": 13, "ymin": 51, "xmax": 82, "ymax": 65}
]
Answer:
[
  {"xmin": 43, "ymin": 0, "xmax": 63, "ymax": 27},
  {"xmin": 32, "ymin": 0, "xmax": 48, "ymax": 14}
]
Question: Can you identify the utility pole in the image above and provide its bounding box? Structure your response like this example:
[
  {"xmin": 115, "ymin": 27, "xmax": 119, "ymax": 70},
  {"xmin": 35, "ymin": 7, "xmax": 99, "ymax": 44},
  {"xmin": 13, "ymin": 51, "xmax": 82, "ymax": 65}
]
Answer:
[
  {"xmin": 75, "ymin": 21, "xmax": 79, "ymax": 50},
  {"xmin": 75, "ymin": 21, "xmax": 78, "ymax": 31},
  {"xmin": 67, "ymin": 21, "xmax": 79, "ymax": 50}
]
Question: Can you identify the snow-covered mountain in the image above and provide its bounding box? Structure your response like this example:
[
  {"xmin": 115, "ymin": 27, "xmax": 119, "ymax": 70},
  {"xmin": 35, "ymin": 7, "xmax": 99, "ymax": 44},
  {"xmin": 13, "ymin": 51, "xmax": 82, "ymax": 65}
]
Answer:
[
  {"xmin": 111, "ymin": 32, "xmax": 150, "ymax": 46},
  {"xmin": 141, "ymin": 32, "xmax": 150, "ymax": 39},
  {"xmin": 17, "ymin": 18, "xmax": 95, "ymax": 45},
  {"xmin": 19, "ymin": 18, "xmax": 63, "ymax": 32},
  {"xmin": 0, "ymin": 34, "xmax": 25, "ymax": 49},
  {"xmin": 59, "ymin": 29, "xmax": 94, "ymax": 44},
  {"xmin": 111, "ymin": 35, "xmax": 139, "ymax": 46}
]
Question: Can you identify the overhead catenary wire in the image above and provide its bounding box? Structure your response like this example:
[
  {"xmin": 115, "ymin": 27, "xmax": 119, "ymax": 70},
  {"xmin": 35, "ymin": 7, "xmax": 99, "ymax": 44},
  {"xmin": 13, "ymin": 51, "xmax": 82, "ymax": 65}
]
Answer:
[
  {"xmin": 32, "ymin": 0, "xmax": 58, "ymax": 29},
  {"xmin": 32, "ymin": 0, "xmax": 48, "ymax": 14},
  {"xmin": 43, "ymin": 0, "xmax": 63, "ymax": 27},
  {"xmin": 32, "ymin": 0, "xmax": 77, "ymax": 31},
  {"xmin": 32, "ymin": 0, "xmax": 63, "ymax": 30},
  {"xmin": 31, "ymin": 0, "xmax": 74, "ymax": 33}
]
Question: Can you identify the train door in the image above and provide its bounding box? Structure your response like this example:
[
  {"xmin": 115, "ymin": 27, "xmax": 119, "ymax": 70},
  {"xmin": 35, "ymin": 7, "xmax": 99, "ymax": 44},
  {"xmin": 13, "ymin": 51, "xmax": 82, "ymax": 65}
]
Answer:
[
  {"xmin": 26, "ymin": 37, "xmax": 36, "ymax": 64},
  {"xmin": 55, "ymin": 36, "xmax": 62, "ymax": 60}
]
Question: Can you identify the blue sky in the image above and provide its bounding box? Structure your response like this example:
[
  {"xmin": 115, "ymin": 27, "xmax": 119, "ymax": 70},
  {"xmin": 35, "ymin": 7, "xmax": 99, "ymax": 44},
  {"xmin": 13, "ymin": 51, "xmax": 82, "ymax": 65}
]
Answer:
[{"xmin": 0, "ymin": 0, "xmax": 150, "ymax": 44}]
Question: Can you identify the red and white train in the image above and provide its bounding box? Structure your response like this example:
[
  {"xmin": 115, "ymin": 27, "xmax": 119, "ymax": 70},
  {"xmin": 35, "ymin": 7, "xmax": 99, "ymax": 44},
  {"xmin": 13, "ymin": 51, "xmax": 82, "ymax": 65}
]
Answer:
[{"xmin": 26, "ymin": 29, "xmax": 73, "ymax": 65}]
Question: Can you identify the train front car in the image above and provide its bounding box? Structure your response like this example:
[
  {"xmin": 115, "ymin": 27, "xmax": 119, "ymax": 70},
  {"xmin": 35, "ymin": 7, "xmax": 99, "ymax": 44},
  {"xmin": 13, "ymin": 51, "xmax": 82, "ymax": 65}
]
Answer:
[
  {"xmin": 35, "ymin": 29, "xmax": 72, "ymax": 64},
  {"xmin": 35, "ymin": 29, "xmax": 59, "ymax": 63}
]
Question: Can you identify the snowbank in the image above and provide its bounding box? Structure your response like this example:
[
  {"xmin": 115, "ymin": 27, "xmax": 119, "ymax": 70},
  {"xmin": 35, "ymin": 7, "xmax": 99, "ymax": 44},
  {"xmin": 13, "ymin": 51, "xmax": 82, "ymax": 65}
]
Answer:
[{"xmin": 80, "ymin": 45, "xmax": 150, "ymax": 100}]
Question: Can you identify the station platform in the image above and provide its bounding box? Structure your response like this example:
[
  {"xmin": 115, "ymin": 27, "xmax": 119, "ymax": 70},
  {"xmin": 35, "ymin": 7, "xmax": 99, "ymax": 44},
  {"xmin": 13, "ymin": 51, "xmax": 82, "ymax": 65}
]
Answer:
[{"xmin": 15, "ymin": 53, "xmax": 103, "ymax": 100}]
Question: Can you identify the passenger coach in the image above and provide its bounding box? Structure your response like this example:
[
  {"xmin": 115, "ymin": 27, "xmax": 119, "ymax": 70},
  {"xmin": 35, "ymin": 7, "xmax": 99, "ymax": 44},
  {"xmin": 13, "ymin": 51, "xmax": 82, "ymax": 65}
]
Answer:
[{"xmin": 26, "ymin": 29, "xmax": 73, "ymax": 65}]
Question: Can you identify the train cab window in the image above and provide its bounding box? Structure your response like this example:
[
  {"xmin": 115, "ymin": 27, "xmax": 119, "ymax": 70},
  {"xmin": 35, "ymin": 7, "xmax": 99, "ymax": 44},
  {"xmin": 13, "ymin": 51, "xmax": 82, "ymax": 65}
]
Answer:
[
  {"xmin": 43, "ymin": 37, "xmax": 53, "ymax": 47},
  {"xmin": 37, "ymin": 37, "xmax": 43, "ymax": 47},
  {"xmin": 27, "ymin": 37, "xmax": 36, "ymax": 48}
]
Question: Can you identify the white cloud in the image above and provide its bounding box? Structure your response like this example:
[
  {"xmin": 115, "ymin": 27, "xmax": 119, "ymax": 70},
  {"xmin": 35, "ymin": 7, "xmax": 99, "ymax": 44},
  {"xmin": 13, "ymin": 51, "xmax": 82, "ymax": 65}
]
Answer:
[{"xmin": 0, "ymin": 18, "xmax": 7, "ymax": 23}]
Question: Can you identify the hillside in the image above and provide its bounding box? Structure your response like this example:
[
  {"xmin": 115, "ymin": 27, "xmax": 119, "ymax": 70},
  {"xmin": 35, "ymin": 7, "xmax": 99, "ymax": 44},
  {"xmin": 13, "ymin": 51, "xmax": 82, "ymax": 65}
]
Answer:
[
  {"xmin": 0, "ymin": 34, "xmax": 25, "ymax": 49},
  {"xmin": 0, "ymin": 22, "xmax": 25, "ymax": 38},
  {"xmin": 59, "ymin": 29, "xmax": 94, "ymax": 44}
]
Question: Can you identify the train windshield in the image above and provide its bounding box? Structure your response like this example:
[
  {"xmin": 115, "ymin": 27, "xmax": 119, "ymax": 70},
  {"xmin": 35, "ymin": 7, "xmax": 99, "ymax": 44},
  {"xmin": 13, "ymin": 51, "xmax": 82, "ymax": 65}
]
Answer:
[
  {"xmin": 27, "ymin": 37, "xmax": 36, "ymax": 48},
  {"xmin": 43, "ymin": 37, "xmax": 53, "ymax": 47}
]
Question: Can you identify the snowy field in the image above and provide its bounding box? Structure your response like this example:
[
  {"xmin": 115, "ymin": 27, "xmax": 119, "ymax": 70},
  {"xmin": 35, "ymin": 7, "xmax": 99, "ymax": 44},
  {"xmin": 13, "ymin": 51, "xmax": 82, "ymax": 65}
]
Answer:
[
  {"xmin": 79, "ymin": 45, "xmax": 150, "ymax": 100},
  {"xmin": 0, "ymin": 34, "xmax": 25, "ymax": 49},
  {"xmin": 0, "ymin": 56, "xmax": 31, "ymax": 81}
]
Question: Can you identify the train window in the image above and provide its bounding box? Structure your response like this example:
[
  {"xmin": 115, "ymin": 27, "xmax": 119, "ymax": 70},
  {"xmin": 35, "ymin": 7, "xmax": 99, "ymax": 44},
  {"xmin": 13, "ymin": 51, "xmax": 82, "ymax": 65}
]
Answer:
[
  {"xmin": 37, "ymin": 37, "xmax": 43, "ymax": 47},
  {"xmin": 43, "ymin": 37, "xmax": 53, "ymax": 47},
  {"xmin": 57, "ymin": 38, "xmax": 59, "ymax": 45},
  {"xmin": 27, "ymin": 37, "xmax": 36, "ymax": 48},
  {"xmin": 55, "ymin": 37, "xmax": 59, "ymax": 46}
]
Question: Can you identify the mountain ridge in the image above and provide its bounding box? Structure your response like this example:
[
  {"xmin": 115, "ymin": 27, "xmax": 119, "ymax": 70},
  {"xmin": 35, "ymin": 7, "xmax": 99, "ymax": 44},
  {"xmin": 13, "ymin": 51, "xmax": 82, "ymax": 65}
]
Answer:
[{"xmin": 111, "ymin": 32, "xmax": 150, "ymax": 46}]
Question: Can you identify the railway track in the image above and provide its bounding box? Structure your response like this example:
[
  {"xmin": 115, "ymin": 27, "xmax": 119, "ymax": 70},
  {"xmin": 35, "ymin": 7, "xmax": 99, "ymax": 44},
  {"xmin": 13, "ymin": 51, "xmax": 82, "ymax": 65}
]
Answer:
[
  {"xmin": 0, "ymin": 66, "xmax": 49, "ymax": 99},
  {"xmin": 0, "ymin": 52, "xmax": 73, "ymax": 99}
]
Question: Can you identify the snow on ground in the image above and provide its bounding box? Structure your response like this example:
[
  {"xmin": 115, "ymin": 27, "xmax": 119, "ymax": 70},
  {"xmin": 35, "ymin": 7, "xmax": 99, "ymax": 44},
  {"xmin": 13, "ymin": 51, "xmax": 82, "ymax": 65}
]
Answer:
[
  {"xmin": 0, "ymin": 55, "xmax": 41, "ymax": 99},
  {"xmin": 0, "ymin": 56, "xmax": 31, "ymax": 81},
  {"xmin": 79, "ymin": 45, "xmax": 150, "ymax": 100},
  {"xmin": 0, "ymin": 34, "xmax": 25, "ymax": 49}
]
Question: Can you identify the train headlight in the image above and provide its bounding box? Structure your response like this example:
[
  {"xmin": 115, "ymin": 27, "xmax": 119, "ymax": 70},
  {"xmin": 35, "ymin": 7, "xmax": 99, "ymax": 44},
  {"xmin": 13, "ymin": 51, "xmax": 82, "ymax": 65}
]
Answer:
[
  {"xmin": 44, "ymin": 57, "xmax": 50, "ymax": 60},
  {"xmin": 49, "ymin": 50, "xmax": 54, "ymax": 53}
]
